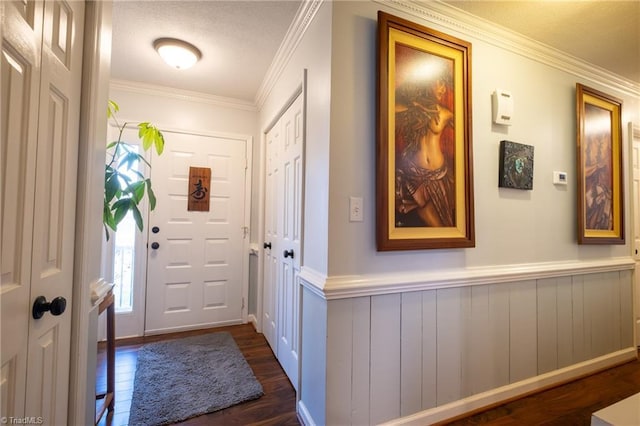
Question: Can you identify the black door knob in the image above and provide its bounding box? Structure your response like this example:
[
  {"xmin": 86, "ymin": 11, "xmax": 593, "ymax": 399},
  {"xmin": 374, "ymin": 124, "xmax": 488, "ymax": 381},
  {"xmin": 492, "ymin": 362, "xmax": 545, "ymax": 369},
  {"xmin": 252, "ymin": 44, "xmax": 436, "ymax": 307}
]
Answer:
[
  {"xmin": 151, "ymin": 242, "xmax": 160, "ymax": 250},
  {"xmin": 152, "ymin": 226, "xmax": 160, "ymax": 234},
  {"xmin": 32, "ymin": 296, "xmax": 67, "ymax": 319},
  {"xmin": 264, "ymin": 242, "xmax": 272, "ymax": 249},
  {"xmin": 283, "ymin": 249, "xmax": 294, "ymax": 259}
]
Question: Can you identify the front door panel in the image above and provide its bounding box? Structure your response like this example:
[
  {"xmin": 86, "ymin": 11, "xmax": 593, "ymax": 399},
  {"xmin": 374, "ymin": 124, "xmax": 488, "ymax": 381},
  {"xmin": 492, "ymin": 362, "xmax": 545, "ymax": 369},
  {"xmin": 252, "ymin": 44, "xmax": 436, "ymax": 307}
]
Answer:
[{"xmin": 145, "ymin": 131, "xmax": 248, "ymax": 334}]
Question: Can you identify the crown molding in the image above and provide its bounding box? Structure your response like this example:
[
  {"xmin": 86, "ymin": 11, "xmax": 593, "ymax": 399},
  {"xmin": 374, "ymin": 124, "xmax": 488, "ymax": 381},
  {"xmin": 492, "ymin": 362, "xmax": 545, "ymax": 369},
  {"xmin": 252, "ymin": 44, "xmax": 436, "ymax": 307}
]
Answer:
[
  {"xmin": 112, "ymin": 1, "xmax": 324, "ymax": 112},
  {"xmin": 254, "ymin": 0, "xmax": 324, "ymax": 109},
  {"xmin": 375, "ymin": 0, "xmax": 640, "ymax": 98},
  {"xmin": 109, "ymin": 79, "xmax": 258, "ymax": 112}
]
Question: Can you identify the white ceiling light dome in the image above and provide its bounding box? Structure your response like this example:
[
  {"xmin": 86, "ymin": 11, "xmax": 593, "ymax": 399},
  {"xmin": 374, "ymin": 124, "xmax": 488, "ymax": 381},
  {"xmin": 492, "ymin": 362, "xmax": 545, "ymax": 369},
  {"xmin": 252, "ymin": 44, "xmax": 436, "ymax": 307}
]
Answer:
[{"xmin": 153, "ymin": 38, "xmax": 202, "ymax": 70}]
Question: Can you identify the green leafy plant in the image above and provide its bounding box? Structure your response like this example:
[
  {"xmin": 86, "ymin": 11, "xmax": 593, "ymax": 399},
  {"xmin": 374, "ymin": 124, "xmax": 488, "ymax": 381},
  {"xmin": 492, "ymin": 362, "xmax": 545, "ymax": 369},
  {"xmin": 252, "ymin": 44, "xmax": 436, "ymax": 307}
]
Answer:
[{"xmin": 103, "ymin": 100, "xmax": 165, "ymax": 240}]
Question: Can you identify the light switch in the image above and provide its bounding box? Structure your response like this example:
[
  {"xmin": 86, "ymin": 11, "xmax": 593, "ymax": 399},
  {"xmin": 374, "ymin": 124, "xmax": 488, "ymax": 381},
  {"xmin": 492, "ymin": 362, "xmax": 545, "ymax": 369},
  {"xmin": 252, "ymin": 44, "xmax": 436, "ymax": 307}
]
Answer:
[{"xmin": 349, "ymin": 197, "xmax": 363, "ymax": 222}]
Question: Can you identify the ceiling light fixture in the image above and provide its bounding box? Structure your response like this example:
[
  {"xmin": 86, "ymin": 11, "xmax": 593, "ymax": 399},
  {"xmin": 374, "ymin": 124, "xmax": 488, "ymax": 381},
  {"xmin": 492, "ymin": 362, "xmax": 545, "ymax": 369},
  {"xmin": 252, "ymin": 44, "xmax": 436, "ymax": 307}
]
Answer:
[{"xmin": 153, "ymin": 38, "xmax": 202, "ymax": 70}]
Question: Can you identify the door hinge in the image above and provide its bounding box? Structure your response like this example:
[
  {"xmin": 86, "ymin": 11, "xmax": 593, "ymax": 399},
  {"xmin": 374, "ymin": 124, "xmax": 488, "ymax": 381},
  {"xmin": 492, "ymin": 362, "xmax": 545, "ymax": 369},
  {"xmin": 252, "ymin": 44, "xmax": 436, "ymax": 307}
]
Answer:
[
  {"xmin": 245, "ymin": 157, "xmax": 248, "ymax": 170},
  {"xmin": 242, "ymin": 297, "xmax": 245, "ymax": 310},
  {"xmin": 242, "ymin": 226, "xmax": 249, "ymax": 239}
]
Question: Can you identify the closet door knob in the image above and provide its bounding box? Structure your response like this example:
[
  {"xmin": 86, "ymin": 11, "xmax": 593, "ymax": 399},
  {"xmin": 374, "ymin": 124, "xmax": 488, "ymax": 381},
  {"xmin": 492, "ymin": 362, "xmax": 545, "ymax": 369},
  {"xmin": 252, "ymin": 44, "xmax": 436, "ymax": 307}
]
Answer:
[
  {"xmin": 283, "ymin": 249, "xmax": 294, "ymax": 259},
  {"xmin": 264, "ymin": 242, "xmax": 272, "ymax": 249},
  {"xmin": 32, "ymin": 296, "xmax": 67, "ymax": 319}
]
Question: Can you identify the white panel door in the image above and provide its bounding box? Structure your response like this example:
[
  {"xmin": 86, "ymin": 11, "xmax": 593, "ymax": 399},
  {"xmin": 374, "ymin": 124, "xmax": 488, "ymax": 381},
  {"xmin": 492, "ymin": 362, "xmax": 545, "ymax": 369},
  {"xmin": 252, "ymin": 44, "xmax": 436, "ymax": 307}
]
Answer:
[
  {"xmin": 145, "ymin": 131, "xmax": 249, "ymax": 334},
  {"xmin": 633, "ymin": 137, "xmax": 640, "ymax": 344},
  {"xmin": 1, "ymin": 1, "xmax": 43, "ymax": 417},
  {"xmin": 263, "ymin": 121, "xmax": 281, "ymax": 349},
  {"xmin": 262, "ymin": 93, "xmax": 304, "ymax": 389},
  {"xmin": 277, "ymin": 94, "xmax": 304, "ymax": 390},
  {"xmin": 1, "ymin": 0, "xmax": 83, "ymax": 423}
]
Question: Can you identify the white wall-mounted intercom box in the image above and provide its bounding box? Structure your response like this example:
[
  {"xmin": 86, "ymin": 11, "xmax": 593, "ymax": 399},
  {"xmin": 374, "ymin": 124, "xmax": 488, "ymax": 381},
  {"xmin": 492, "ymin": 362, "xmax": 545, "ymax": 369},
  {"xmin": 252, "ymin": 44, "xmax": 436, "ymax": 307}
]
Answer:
[{"xmin": 492, "ymin": 89, "xmax": 514, "ymax": 126}]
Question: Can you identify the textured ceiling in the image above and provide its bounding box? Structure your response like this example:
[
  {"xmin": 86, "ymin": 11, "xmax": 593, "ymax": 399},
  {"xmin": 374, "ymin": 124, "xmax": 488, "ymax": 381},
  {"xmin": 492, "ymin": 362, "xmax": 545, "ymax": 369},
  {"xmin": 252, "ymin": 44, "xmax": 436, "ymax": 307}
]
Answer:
[
  {"xmin": 110, "ymin": 1, "xmax": 302, "ymax": 102},
  {"xmin": 110, "ymin": 1, "xmax": 640, "ymax": 105}
]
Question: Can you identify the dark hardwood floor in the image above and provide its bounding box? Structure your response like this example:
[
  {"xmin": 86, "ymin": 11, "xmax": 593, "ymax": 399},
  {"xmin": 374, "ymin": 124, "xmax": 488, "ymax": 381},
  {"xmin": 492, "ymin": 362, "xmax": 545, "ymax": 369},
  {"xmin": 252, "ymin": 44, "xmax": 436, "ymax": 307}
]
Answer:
[
  {"xmin": 442, "ymin": 351, "xmax": 640, "ymax": 425},
  {"xmin": 97, "ymin": 324, "xmax": 639, "ymax": 426},
  {"xmin": 96, "ymin": 323, "xmax": 299, "ymax": 426}
]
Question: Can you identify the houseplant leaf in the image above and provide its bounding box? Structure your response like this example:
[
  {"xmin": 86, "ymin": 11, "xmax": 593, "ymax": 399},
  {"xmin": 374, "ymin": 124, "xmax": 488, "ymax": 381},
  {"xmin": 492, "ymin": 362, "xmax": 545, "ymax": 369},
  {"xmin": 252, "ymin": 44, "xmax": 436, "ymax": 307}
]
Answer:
[
  {"xmin": 145, "ymin": 179, "xmax": 157, "ymax": 211},
  {"xmin": 130, "ymin": 203, "xmax": 144, "ymax": 232},
  {"xmin": 126, "ymin": 180, "xmax": 146, "ymax": 204},
  {"xmin": 107, "ymin": 100, "xmax": 119, "ymax": 119},
  {"xmin": 105, "ymin": 170, "xmax": 121, "ymax": 203},
  {"xmin": 138, "ymin": 122, "xmax": 165, "ymax": 155},
  {"xmin": 112, "ymin": 198, "xmax": 132, "ymax": 227},
  {"xmin": 122, "ymin": 151, "xmax": 142, "ymax": 171},
  {"xmin": 104, "ymin": 100, "xmax": 165, "ymax": 240},
  {"xmin": 154, "ymin": 131, "xmax": 165, "ymax": 155},
  {"xmin": 103, "ymin": 200, "xmax": 116, "ymax": 231}
]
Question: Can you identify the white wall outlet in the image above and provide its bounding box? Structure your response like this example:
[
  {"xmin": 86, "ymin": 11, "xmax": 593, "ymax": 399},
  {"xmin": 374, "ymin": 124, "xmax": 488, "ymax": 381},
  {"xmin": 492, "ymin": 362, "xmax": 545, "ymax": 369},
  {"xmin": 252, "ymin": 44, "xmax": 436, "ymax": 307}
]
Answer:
[
  {"xmin": 553, "ymin": 171, "xmax": 568, "ymax": 185},
  {"xmin": 349, "ymin": 196, "xmax": 363, "ymax": 222}
]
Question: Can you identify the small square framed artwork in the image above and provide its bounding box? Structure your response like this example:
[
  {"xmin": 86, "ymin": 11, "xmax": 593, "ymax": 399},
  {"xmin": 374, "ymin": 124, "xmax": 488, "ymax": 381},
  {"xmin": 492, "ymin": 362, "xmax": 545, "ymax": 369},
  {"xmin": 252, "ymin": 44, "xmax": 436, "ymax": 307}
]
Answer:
[{"xmin": 498, "ymin": 140, "xmax": 534, "ymax": 190}]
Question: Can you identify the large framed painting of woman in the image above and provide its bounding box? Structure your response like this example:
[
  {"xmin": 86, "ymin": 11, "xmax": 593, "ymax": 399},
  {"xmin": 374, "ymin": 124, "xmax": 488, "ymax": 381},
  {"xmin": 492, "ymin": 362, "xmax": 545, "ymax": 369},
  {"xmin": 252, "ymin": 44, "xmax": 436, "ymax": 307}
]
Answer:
[
  {"xmin": 576, "ymin": 83, "xmax": 624, "ymax": 245},
  {"xmin": 376, "ymin": 11, "xmax": 474, "ymax": 251}
]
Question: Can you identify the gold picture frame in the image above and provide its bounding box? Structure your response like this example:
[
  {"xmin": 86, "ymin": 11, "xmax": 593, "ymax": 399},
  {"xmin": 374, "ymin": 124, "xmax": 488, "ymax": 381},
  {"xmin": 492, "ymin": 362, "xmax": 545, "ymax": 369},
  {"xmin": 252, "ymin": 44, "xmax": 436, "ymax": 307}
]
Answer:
[
  {"xmin": 576, "ymin": 83, "xmax": 624, "ymax": 245},
  {"xmin": 376, "ymin": 11, "xmax": 474, "ymax": 251}
]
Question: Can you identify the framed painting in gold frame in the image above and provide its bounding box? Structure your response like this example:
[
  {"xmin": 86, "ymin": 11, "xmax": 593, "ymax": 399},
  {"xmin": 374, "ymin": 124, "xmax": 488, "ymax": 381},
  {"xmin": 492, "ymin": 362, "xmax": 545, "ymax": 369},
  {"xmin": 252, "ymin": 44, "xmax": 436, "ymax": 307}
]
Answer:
[
  {"xmin": 576, "ymin": 83, "xmax": 624, "ymax": 245},
  {"xmin": 376, "ymin": 11, "xmax": 474, "ymax": 251}
]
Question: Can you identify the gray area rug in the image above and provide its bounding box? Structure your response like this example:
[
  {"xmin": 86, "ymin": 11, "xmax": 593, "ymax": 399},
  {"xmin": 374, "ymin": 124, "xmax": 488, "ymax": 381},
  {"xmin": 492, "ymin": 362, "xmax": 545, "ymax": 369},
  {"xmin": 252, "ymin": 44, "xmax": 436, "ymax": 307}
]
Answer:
[{"xmin": 128, "ymin": 332, "xmax": 264, "ymax": 425}]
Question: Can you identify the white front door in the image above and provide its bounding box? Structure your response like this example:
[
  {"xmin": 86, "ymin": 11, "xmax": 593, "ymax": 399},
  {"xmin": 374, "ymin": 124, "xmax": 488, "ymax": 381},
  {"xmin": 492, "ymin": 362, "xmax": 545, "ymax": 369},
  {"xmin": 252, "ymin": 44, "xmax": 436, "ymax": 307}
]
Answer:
[
  {"xmin": 1, "ymin": 1, "xmax": 83, "ymax": 423},
  {"xmin": 262, "ymin": 93, "xmax": 304, "ymax": 390},
  {"xmin": 145, "ymin": 130, "xmax": 250, "ymax": 334}
]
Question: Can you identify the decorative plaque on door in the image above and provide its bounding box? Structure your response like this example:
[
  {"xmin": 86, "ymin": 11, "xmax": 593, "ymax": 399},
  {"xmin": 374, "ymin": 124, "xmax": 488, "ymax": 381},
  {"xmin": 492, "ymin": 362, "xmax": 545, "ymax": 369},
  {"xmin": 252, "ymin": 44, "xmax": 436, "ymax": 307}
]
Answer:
[{"xmin": 188, "ymin": 167, "xmax": 211, "ymax": 211}]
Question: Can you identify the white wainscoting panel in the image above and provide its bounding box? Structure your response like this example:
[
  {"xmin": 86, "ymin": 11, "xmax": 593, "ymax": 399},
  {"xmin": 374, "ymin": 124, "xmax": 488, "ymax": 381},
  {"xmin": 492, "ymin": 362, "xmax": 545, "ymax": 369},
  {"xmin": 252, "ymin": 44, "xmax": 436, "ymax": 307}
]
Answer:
[
  {"xmin": 436, "ymin": 287, "xmax": 466, "ymax": 406},
  {"xmin": 370, "ymin": 294, "xmax": 401, "ymax": 424},
  {"xmin": 300, "ymin": 286, "xmax": 328, "ymax": 426},
  {"xmin": 326, "ymin": 298, "xmax": 353, "ymax": 424},
  {"xmin": 400, "ymin": 292, "xmax": 422, "ymax": 416},
  {"xmin": 509, "ymin": 281, "xmax": 538, "ymax": 383},
  {"xmin": 420, "ymin": 291, "xmax": 437, "ymax": 411},
  {"xmin": 620, "ymin": 270, "xmax": 634, "ymax": 347},
  {"xmin": 352, "ymin": 297, "xmax": 371, "ymax": 426},
  {"xmin": 312, "ymin": 269, "xmax": 635, "ymax": 425}
]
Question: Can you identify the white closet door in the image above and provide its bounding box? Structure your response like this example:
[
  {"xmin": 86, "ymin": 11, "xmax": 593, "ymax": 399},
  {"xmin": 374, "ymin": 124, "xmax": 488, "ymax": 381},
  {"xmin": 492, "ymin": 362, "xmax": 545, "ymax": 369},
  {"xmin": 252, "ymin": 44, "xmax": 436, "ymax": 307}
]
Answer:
[
  {"xmin": 2, "ymin": 1, "xmax": 84, "ymax": 423},
  {"xmin": 263, "ymin": 93, "xmax": 304, "ymax": 391}
]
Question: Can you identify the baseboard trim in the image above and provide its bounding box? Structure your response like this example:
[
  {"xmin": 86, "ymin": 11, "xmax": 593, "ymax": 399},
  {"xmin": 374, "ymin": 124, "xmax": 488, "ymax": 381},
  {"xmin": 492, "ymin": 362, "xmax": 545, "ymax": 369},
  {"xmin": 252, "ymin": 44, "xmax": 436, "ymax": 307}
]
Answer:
[
  {"xmin": 297, "ymin": 400, "xmax": 316, "ymax": 426},
  {"xmin": 248, "ymin": 314, "xmax": 258, "ymax": 331},
  {"xmin": 381, "ymin": 347, "xmax": 638, "ymax": 426}
]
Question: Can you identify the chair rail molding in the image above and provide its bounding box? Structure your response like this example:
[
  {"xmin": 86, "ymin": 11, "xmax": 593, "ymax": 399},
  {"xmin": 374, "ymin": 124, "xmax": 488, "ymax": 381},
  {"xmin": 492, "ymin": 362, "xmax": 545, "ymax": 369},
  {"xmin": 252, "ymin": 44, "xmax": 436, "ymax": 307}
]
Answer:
[{"xmin": 300, "ymin": 257, "xmax": 635, "ymax": 300}]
